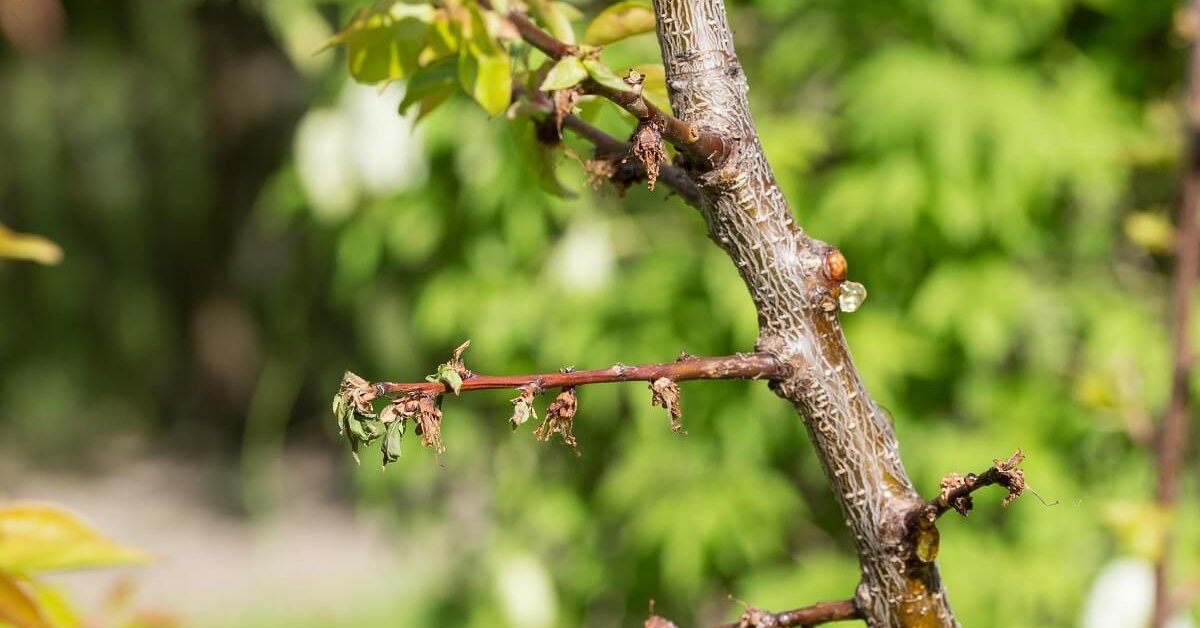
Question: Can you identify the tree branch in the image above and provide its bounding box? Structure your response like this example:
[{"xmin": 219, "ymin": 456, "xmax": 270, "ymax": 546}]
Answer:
[
  {"xmin": 1154, "ymin": 1, "xmax": 1200, "ymax": 624},
  {"xmin": 648, "ymin": 0, "xmax": 956, "ymax": 622},
  {"xmin": 715, "ymin": 598, "xmax": 862, "ymax": 628},
  {"xmin": 519, "ymin": 87, "xmax": 702, "ymax": 207},
  {"xmin": 481, "ymin": 0, "xmax": 731, "ymax": 168},
  {"xmin": 368, "ymin": 351, "xmax": 781, "ymax": 399},
  {"xmin": 910, "ymin": 450, "xmax": 1027, "ymax": 527}
]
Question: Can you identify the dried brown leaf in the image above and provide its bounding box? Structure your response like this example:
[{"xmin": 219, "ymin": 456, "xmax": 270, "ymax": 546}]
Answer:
[
  {"xmin": 631, "ymin": 121, "xmax": 665, "ymax": 191},
  {"xmin": 415, "ymin": 394, "xmax": 445, "ymax": 454},
  {"xmin": 535, "ymin": 387, "xmax": 579, "ymax": 453},
  {"xmin": 995, "ymin": 449, "xmax": 1026, "ymax": 506},
  {"xmin": 649, "ymin": 377, "xmax": 684, "ymax": 433}
]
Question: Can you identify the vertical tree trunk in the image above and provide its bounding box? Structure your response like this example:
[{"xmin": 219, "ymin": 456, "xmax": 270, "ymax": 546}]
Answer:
[{"xmin": 649, "ymin": 1, "xmax": 956, "ymax": 625}]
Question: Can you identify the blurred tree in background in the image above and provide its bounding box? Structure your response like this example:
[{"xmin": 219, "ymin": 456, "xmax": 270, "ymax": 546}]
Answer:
[{"xmin": 1, "ymin": 0, "xmax": 1198, "ymax": 626}]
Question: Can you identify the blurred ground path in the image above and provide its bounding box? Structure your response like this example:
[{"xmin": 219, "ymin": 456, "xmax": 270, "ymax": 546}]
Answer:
[{"xmin": 1, "ymin": 448, "xmax": 427, "ymax": 626}]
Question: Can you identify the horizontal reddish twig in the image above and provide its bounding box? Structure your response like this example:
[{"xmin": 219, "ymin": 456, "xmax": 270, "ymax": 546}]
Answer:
[
  {"xmin": 480, "ymin": 0, "xmax": 730, "ymax": 169},
  {"xmin": 715, "ymin": 598, "xmax": 862, "ymax": 628},
  {"xmin": 369, "ymin": 352, "xmax": 782, "ymax": 399}
]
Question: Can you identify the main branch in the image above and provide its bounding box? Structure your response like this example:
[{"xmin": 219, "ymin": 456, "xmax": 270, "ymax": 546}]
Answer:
[{"xmin": 650, "ymin": 0, "xmax": 958, "ymax": 624}]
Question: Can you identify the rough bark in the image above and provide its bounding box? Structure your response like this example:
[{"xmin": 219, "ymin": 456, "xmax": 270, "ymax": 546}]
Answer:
[{"xmin": 649, "ymin": 1, "xmax": 955, "ymax": 625}]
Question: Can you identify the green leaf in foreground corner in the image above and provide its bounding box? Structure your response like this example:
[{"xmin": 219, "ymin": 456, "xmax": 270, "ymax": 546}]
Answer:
[
  {"xmin": 541, "ymin": 56, "xmax": 588, "ymax": 91},
  {"xmin": 584, "ymin": 0, "xmax": 655, "ymax": 46},
  {"xmin": 583, "ymin": 59, "xmax": 634, "ymax": 93},
  {"xmin": 0, "ymin": 224, "xmax": 62, "ymax": 265},
  {"xmin": 0, "ymin": 503, "xmax": 151, "ymax": 574}
]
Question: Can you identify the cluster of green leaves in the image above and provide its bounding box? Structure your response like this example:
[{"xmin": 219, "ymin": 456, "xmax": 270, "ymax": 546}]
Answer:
[
  {"xmin": 0, "ymin": 503, "xmax": 150, "ymax": 628},
  {"xmin": 330, "ymin": 0, "xmax": 658, "ymax": 118}
]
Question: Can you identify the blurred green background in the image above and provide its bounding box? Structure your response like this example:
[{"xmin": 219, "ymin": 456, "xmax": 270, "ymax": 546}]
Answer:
[{"xmin": 1, "ymin": 0, "xmax": 1198, "ymax": 625}]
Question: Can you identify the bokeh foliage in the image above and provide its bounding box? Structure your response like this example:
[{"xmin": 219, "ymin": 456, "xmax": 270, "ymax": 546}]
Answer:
[{"xmin": 1, "ymin": 0, "xmax": 1198, "ymax": 626}]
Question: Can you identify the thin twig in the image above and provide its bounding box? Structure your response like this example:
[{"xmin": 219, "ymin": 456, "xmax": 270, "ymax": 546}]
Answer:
[
  {"xmin": 481, "ymin": 0, "xmax": 731, "ymax": 169},
  {"xmin": 911, "ymin": 450, "xmax": 1028, "ymax": 527},
  {"xmin": 713, "ymin": 598, "xmax": 862, "ymax": 628},
  {"xmin": 1154, "ymin": 1, "xmax": 1200, "ymax": 624},
  {"xmin": 519, "ymin": 87, "xmax": 702, "ymax": 206},
  {"xmin": 368, "ymin": 352, "xmax": 782, "ymax": 399}
]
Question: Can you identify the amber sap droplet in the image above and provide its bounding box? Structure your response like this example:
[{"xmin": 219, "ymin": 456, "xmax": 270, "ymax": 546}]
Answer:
[{"xmin": 825, "ymin": 249, "xmax": 848, "ymax": 282}]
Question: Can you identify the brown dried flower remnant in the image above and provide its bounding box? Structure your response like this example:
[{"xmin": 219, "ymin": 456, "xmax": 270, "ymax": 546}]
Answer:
[
  {"xmin": 414, "ymin": 394, "xmax": 445, "ymax": 454},
  {"xmin": 340, "ymin": 370, "xmax": 376, "ymax": 416},
  {"xmin": 649, "ymin": 377, "xmax": 684, "ymax": 433},
  {"xmin": 631, "ymin": 121, "xmax": 665, "ymax": 191},
  {"xmin": 938, "ymin": 472, "xmax": 972, "ymax": 517},
  {"xmin": 994, "ymin": 449, "xmax": 1027, "ymax": 506},
  {"xmin": 534, "ymin": 386, "xmax": 579, "ymax": 453},
  {"xmin": 553, "ymin": 87, "xmax": 579, "ymax": 137}
]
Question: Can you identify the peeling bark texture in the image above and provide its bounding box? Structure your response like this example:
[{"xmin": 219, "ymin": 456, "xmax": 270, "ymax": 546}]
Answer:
[{"xmin": 650, "ymin": 1, "xmax": 955, "ymax": 625}]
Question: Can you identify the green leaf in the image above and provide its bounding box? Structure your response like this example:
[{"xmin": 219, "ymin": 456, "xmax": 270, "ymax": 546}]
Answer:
[
  {"xmin": 0, "ymin": 224, "xmax": 61, "ymax": 265},
  {"xmin": 330, "ymin": 3, "xmax": 434, "ymax": 84},
  {"xmin": 509, "ymin": 115, "xmax": 576, "ymax": 198},
  {"xmin": 584, "ymin": 0, "xmax": 655, "ymax": 46},
  {"xmin": 582, "ymin": 59, "xmax": 634, "ymax": 93},
  {"xmin": 0, "ymin": 503, "xmax": 151, "ymax": 574},
  {"xmin": 400, "ymin": 56, "xmax": 458, "ymax": 116},
  {"xmin": 458, "ymin": 3, "xmax": 512, "ymax": 116},
  {"xmin": 0, "ymin": 571, "xmax": 49, "ymax": 628},
  {"xmin": 381, "ymin": 419, "xmax": 405, "ymax": 467},
  {"xmin": 529, "ymin": 0, "xmax": 576, "ymax": 46},
  {"xmin": 438, "ymin": 364, "xmax": 463, "ymax": 395},
  {"xmin": 540, "ymin": 56, "xmax": 588, "ymax": 91},
  {"xmin": 419, "ymin": 14, "xmax": 460, "ymax": 63}
]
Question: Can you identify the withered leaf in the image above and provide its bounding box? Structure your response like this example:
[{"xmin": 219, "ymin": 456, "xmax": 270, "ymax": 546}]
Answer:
[
  {"xmin": 649, "ymin": 377, "xmax": 684, "ymax": 433},
  {"xmin": 535, "ymin": 387, "xmax": 579, "ymax": 453},
  {"xmin": 416, "ymin": 394, "xmax": 445, "ymax": 454},
  {"xmin": 631, "ymin": 121, "xmax": 665, "ymax": 191}
]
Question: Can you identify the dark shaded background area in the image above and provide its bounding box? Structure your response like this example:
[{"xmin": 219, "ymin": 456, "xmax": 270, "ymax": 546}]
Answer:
[{"xmin": 1, "ymin": 0, "xmax": 1198, "ymax": 626}]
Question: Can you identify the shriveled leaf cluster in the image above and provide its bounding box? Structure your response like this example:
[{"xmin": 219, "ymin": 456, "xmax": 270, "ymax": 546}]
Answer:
[{"xmin": 534, "ymin": 386, "xmax": 579, "ymax": 453}]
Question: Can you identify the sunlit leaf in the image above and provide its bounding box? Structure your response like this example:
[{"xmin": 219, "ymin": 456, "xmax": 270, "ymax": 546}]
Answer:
[
  {"xmin": 26, "ymin": 582, "xmax": 77, "ymax": 628},
  {"xmin": 330, "ymin": 3, "xmax": 434, "ymax": 84},
  {"xmin": 1124, "ymin": 210, "xmax": 1174, "ymax": 253},
  {"xmin": 458, "ymin": 3, "xmax": 512, "ymax": 115},
  {"xmin": 630, "ymin": 63, "xmax": 670, "ymax": 112},
  {"xmin": 529, "ymin": 0, "xmax": 576, "ymax": 45},
  {"xmin": 540, "ymin": 56, "xmax": 588, "ymax": 91},
  {"xmin": 584, "ymin": 0, "xmax": 655, "ymax": 46},
  {"xmin": 419, "ymin": 14, "xmax": 460, "ymax": 64},
  {"xmin": 0, "ymin": 224, "xmax": 62, "ymax": 266},
  {"xmin": 0, "ymin": 572, "xmax": 49, "ymax": 628},
  {"xmin": 582, "ymin": 59, "xmax": 634, "ymax": 93},
  {"xmin": 0, "ymin": 503, "xmax": 152, "ymax": 574}
]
